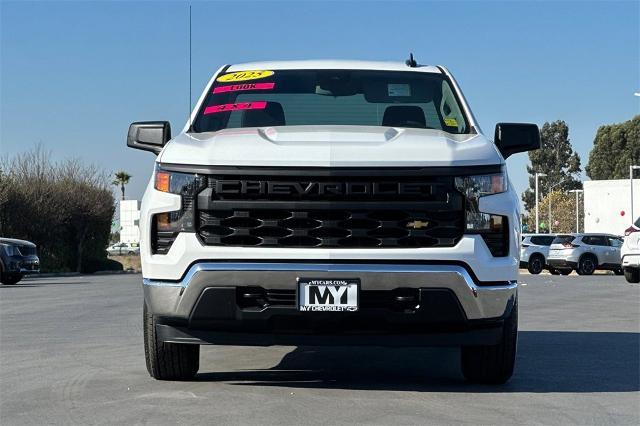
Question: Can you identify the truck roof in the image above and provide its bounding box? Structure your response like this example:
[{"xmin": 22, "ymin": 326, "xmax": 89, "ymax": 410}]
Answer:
[{"xmin": 226, "ymin": 59, "xmax": 443, "ymax": 74}]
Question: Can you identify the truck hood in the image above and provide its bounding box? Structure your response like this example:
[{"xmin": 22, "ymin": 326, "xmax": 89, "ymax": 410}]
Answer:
[{"xmin": 158, "ymin": 126, "xmax": 503, "ymax": 167}]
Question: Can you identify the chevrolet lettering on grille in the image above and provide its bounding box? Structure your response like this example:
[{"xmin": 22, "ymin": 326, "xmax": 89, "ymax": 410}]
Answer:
[{"xmin": 214, "ymin": 180, "xmax": 433, "ymax": 198}]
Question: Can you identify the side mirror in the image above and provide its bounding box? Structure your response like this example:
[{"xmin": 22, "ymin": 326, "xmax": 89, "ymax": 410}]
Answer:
[
  {"xmin": 127, "ymin": 121, "xmax": 171, "ymax": 155},
  {"xmin": 494, "ymin": 123, "xmax": 540, "ymax": 159}
]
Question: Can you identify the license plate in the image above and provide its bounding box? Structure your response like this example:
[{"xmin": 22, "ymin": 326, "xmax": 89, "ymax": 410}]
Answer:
[{"xmin": 298, "ymin": 278, "xmax": 359, "ymax": 312}]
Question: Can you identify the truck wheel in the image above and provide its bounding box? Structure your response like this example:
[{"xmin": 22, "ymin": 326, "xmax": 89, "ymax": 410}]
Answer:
[
  {"xmin": 526, "ymin": 254, "xmax": 544, "ymax": 274},
  {"xmin": 461, "ymin": 302, "xmax": 517, "ymax": 384},
  {"xmin": 143, "ymin": 303, "xmax": 199, "ymax": 380},
  {"xmin": 0, "ymin": 273, "xmax": 23, "ymax": 285},
  {"xmin": 577, "ymin": 255, "xmax": 596, "ymax": 275},
  {"xmin": 624, "ymin": 268, "xmax": 640, "ymax": 283}
]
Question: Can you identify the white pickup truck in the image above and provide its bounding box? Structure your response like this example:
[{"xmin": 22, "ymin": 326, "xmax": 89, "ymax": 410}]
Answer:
[{"xmin": 127, "ymin": 59, "xmax": 539, "ymax": 383}]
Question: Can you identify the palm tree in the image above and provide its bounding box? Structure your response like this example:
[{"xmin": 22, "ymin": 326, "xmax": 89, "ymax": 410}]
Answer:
[{"xmin": 112, "ymin": 171, "xmax": 131, "ymax": 200}]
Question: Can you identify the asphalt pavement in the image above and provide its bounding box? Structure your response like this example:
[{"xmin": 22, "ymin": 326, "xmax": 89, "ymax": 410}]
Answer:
[{"xmin": 1, "ymin": 273, "xmax": 639, "ymax": 425}]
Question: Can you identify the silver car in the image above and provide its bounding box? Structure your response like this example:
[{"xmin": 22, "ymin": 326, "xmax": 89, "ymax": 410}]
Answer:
[
  {"xmin": 547, "ymin": 233, "xmax": 624, "ymax": 275},
  {"xmin": 520, "ymin": 234, "xmax": 557, "ymax": 274},
  {"xmin": 106, "ymin": 242, "xmax": 140, "ymax": 256}
]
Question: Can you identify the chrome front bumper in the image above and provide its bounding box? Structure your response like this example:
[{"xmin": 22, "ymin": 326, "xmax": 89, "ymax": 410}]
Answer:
[{"xmin": 143, "ymin": 262, "xmax": 517, "ymax": 321}]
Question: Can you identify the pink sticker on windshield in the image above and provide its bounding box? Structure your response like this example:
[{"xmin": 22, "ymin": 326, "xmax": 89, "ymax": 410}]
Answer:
[
  {"xmin": 203, "ymin": 101, "xmax": 267, "ymax": 115},
  {"xmin": 213, "ymin": 82, "xmax": 275, "ymax": 94}
]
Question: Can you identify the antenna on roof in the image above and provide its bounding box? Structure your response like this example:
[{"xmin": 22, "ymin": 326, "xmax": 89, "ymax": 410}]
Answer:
[
  {"xmin": 405, "ymin": 53, "xmax": 417, "ymax": 67},
  {"xmin": 188, "ymin": 3, "xmax": 192, "ymax": 130}
]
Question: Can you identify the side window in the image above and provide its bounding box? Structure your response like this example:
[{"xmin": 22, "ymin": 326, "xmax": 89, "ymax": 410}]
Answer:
[
  {"xmin": 581, "ymin": 236, "xmax": 591, "ymax": 245},
  {"xmin": 589, "ymin": 236, "xmax": 607, "ymax": 246},
  {"xmin": 543, "ymin": 236, "xmax": 555, "ymax": 246},
  {"xmin": 608, "ymin": 237, "xmax": 622, "ymax": 248},
  {"xmin": 440, "ymin": 81, "xmax": 467, "ymax": 133},
  {"xmin": 530, "ymin": 236, "xmax": 542, "ymax": 245}
]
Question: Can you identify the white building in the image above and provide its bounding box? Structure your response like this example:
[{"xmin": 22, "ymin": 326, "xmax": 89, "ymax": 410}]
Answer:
[
  {"xmin": 583, "ymin": 179, "xmax": 640, "ymax": 235},
  {"xmin": 119, "ymin": 199, "xmax": 140, "ymax": 243}
]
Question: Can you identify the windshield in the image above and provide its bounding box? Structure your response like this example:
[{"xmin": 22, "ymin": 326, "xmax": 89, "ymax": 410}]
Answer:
[{"xmin": 192, "ymin": 69, "xmax": 470, "ymax": 134}]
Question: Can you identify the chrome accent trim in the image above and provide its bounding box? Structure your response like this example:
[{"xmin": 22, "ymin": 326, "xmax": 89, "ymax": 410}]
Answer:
[
  {"xmin": 143, "ymin": 262, "xmax": 517, "ymax": 320},
  {"xmin": 143, "ymin": 262, "xmax": 514, "ymax": 290}
]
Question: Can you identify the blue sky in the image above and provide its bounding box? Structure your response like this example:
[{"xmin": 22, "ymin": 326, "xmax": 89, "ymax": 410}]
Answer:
[{"xmin": 1, "ymin": 0, "xmax": 639, "ymax": 204}]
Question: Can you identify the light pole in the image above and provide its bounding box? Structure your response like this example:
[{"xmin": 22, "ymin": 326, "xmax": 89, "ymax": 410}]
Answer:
[
  {"xmin": 569, "ymin": 189, "xmax": 583, "ymax": 233},
  {"xmin": 535, "ymin": 172, "xmax": 547, "ymax": 233},
  {"xmin": 631, "ymin": 165, "xmax": 640, "ymax": 224}
]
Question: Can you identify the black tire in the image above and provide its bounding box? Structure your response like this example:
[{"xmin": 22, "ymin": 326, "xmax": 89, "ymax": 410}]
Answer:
[
  {"xmin": 461, "ymin": 302, "xmax": 518, "ymax": 384},
  {"xmin": 527, "ymin": 254, "xmax": 544, "ymax": 274},
  {"xmin": 549, "ymin": 268, "xmax": 561, "ymax": 275},
  {"xmin": 614, "ymin": 268, "xmax": 624, "ymax": 276},
  {"xmin": 143, "ymin": 303, "xmax": 199, "ymax": 380},
  {"xmin": 0, "ymin": 273, "xmax": 23, "ymax": 285},
  {"xmin": 624, "ymin": 268, "xmax": 640, "ymax": 283},
  {"xmin": 577, "ymin": 255, "xmax": 597, "ymax": 276}
]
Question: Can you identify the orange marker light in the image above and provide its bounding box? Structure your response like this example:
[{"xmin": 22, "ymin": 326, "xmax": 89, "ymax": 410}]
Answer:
[{"xmin": 155, "ymin": 171, "xmax": 171, "ymax": 193}]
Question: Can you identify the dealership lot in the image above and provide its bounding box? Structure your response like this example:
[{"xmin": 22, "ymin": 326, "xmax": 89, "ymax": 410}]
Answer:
[{"xmin": 1, "ymin": 273, "xmax": 638, "ymax": 425}]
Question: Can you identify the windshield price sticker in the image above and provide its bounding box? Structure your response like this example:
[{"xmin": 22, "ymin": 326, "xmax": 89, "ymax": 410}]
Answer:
[
  {"xmin": 213, "ymin": 82, "xmax": 275, "ymax": 94},
  {"xmin": 444, "ymin": 117, "xmax": 458, "ymax": 127},
  {"xmin": 217, "ymin": 70, "xmax": 274, "ymax": 83},
  {"xmin": 203, "ymin": 101, "xmax": 267, "ymax": 115}
]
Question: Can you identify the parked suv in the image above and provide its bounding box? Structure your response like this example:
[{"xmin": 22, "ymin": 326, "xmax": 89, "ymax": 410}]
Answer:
[
  {"xmin": 548, "ymin": 233, "xmax": 624, "ymax": 275},
  {"xmin": 128, "ymin": 60, "xmax": 539, "ymax": 383},
  {"xmin": 621, "ymin": 217, "xmax": 640, "ymax": 283},
  {"xmin": 0, "ymin": 238, "xmax": 40, "ymax": 285},
  {"xmin": 520, "ymin": 234, "xmax": 557, "ymax": 274}
]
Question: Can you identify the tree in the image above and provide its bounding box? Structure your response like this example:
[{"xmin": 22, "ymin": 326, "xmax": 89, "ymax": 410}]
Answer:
[
  {"xmin": 522, "ymin": 120, "xmax": 582, "ymax": 213},
  {"xmin": 0, "ymin": 146, "xmax": 115, "ymax": 272},
  {"xmin": 60, "ymin": 160, "xmax": 115, "ymax": 272},
  {"xmin": 524, "ymin": 190, "xmax": 584, "ymax": 234},
  {"xmin": 586, "ymin": 115, "xmax": 640, "ymax": 180},
  {"xmin": 109, "ymin": 232, "xmax": 120, "ymax": 244},
  {"xmin": 112, "ymin": 171, "xmax": 131, "ymax": 200}
]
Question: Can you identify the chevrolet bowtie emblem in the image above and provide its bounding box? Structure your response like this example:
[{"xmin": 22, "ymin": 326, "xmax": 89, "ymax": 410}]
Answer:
[{"xmin": 406, "ymin": 220, "xmax": 429, "ymax": 229}]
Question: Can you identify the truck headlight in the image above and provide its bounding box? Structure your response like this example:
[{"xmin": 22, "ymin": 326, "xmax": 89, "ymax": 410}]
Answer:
[
  {"xmin": 455, "ymin": 172, "xmax": 509, "ymax": 256},
  {"xmin": 152, "ymin": 167, "xmax": 206, "ymax": 254},
  {"xmin": 154, "ymin": 167, "xmax": 205, "ymax": 197}
]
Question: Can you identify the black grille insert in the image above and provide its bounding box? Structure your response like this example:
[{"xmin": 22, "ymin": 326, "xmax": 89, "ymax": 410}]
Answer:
[
  {"xmin": 197, "ymin": 173, "xmax": 464, "ymax": 248},
  {"xmin": 236, "ymin": 287, "xmax": 422, "ymax": 311},
  {"xmin": 200, "ymin": 209, "xmax": 462, "ymax": 248}
]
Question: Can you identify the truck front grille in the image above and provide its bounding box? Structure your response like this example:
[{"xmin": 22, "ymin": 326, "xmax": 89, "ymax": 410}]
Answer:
[
  {"xmin": 194, "ymin": 170, "xmax": 464, "ymax": 249},
  {"xmin": 199, "ymin": 208, "xmax": 461, "ymax": 248}
]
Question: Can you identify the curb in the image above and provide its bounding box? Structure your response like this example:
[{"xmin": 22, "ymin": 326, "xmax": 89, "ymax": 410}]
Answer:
[{"xmin": 23, "ymin": 270, "xmax": 140, "ymax": 279}]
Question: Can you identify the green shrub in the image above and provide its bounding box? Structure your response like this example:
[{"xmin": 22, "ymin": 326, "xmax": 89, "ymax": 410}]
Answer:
[
  {"xmin": 82, "ymin": 257, "xmax": 124, "ymax": 274},
  {"xmin": 0, "ymin": 146, "xmax": 115, "ymax": 273}
]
